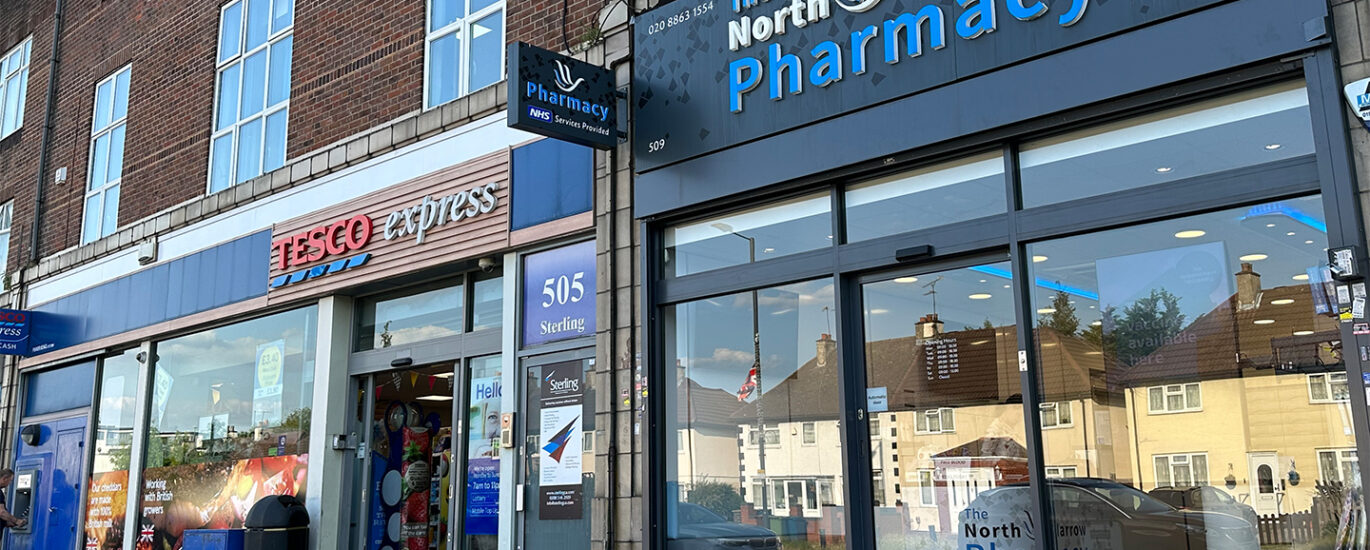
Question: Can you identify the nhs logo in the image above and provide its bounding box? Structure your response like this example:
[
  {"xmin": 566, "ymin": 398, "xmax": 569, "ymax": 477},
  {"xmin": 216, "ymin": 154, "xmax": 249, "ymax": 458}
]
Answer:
[{"xmin": 527, "ymin": 105, "xmax": 553, "ymax": 122}]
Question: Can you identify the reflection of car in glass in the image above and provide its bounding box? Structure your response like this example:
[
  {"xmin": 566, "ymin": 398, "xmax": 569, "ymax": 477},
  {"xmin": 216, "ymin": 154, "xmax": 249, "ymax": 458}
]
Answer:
[
  {"xmin": 1149, "ymin": 486, "xmax": 1259, "ymax": 530},
  {"xmin": 670, "ymin": 502, "xmax": 782, "ymax": 549},
  {"xmin": 957, "ymin": 478, "xmax": 1259, "ymax": 550}
]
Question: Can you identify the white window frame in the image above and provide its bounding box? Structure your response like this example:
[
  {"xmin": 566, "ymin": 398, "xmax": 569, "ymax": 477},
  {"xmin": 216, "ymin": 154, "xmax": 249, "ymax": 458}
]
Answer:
[
  {"xmin": 917, "ymin": 469, "xmax": 935, "ymax": 506},
  {"xmin": 1039, "ymin": 402, "xmax": 1074, "ymax": 429},
  {"xmin": 1045, "ymin": 466, "xmax": 1078, "ymax": 479},
  {"xmin": 0, "ymin": 37, "xmax": 33, "ymax": 139},
  {"xmin": 914, "ymin": 408, "xmax": 955, "ymax": 434},
  {"xmin": 1153, "ymin": 452, "xmax": 1209, "ymax": 488},
  {"xmin": 208, "ymin": 0, "xmax": 294, "ymax": 193},
  {"xmin": 83, "ymin": 65, "xmax": 132, "ymax": 244},
  {"xmin": 749, "ymin": 424, "xmax": 779, "ymax": 446},
  {"xmin": 0, "ymin": 201, "xmax": 13, "ymax": 278},
  {"xmin": 1147, "ymin": 383, "xmax": 1202, "ymax": 414},
  {"xmin": 801, "ymin": 422, "xmax": 816, "ymax": 445},
  {"xmin": 1317, "ymin": 448, "xmax": 1358, "ymax": 484},
  {"xmin": 1308, "ymin": 372, "xmax": 1350, "ymax": 404},
  {"xmin": 424, "ymin": 0, "xmax": 506, "ymax": 110}
]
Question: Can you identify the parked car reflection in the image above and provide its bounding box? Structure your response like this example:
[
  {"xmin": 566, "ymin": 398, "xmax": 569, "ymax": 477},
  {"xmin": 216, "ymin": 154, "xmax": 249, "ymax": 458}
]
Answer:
[
  {"xmin": 958, "ymin": 478, "xmax": 1260, "ymax": 550},
  {"xmin": 671, "ymin": 502, "xmax": 783, "ymax": 549},
  {"xmin": 1150, "ymin": 486, "xmax": 1260, "ymax": 531}
]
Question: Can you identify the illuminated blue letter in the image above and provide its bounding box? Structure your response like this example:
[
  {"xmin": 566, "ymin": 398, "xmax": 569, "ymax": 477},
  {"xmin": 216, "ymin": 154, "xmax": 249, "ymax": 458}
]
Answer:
[
  {"xmin": 729, "ymin": 57, "xmax": 763, "ymax": 112},
  {"xmin": 883, "ymin": 5, "xmax": 945, "ymax": 62},
  {"xmin": 768, "ymin": 43, "xmax": 804, "ymax": 100},
  {"xmin": 1007, "ymin": 0, "xmax": 1046, "ymax": 21},
  {"xmin": 809, "ymin": 40, "xmax": 843, "ymax": 87},
  {"xmin": 956, "ymin": 0, "xmax": 996, "ymax": 39},
  {"xmin": 850, "ymin": 25, "xmax": 879, "ymax": 75},
  {"xmin": 1058, "ymin": 0, "xmax": 1087, "ymax": 26}
]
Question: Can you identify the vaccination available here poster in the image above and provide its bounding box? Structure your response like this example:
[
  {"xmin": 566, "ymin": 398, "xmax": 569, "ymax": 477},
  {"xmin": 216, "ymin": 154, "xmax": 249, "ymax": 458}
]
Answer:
[
  {"xmin": 465, "ymin": 375, "xmax": 502, "ymax": 535},
  {"xmin": 538, "ymin": 361, "xmax": 584, "ymax": 519}
]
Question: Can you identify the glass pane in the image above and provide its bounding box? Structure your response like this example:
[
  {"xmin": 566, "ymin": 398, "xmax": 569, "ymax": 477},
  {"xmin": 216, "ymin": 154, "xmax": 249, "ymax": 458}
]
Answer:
[
  {"xmin": 1032, "ymin": 195, "xmax": 1363, "ymax": 548},
  {"xmin": 470, "ymin": 0, "xmax": 498, "ymax": 14},
  {"xmin": 85, "ymin": 350, "xmax": 140, "ymax": 549},
  {"xmin": 1020, "ymin": 82, "xmax": 1314, "ymax": 208},
  {"xmin": 270, "ymin": 0, "xmax": 293, "ymax": 33},
  {"xmin": 112, "ymin": 68, "xmax": 129, "ymax": 122},
  {"xmin": 863, "ymin": 263, "xmax": 1020, "ymax": 549},
  {"xmin": 356, "ymin": 282, "xmax": 465, "ymax": 351},
  {"xmin": 845, "ymin": 152, "xmax": 1005, "ymax": 242},
  {"xmin": 430, "ymin": 0, "xmax": 464, "ymax": 31},
  {"xmin": 210, "ymin": 133, "xmax": 235, "ymax": 193},
  {"xmin": 666, "ymin": 279, "xmax": 841, "ymax": 548},
  {"xmin": 235, "ymin": 116, "xmax": 263, "ymax": 184},
  {"xmin": 1058, "ymin": 402, "xmax": 1072, "ymax": 424},
  {"xmin": 82, "ymin": 194, "xmax": 102, "ymax": 244},
  {"xmin": 1166, "ymin": 394, "xmax": 1183, "ymax": 411},
  {"xmin": 267, "ymin": 36, "xmax": 292, "ymax": 107},
  {"xmin": 1148, "ymin": 387, "xmax": 1163, "ymax": 411},
  {"xmin": 216, "ymin": 63, "xmax": 241, "ymax": 131},
  {"xmin": 468, "ymin": 11, "xmax": 502, "ymax": 92},
  {"xmin": 140, "ymin": 307, "xmax": 317, "ymax": 548},
  {"xmin": 93, "ymin": 79, "xmax": 113, "ymax": 130},
  {"xmin": 366, "ymin": 362, "xmax": 457, "ymax": 550},
  {"xmin": 263, "ymin": 108, "xmax": 287, "ymax": 172},
  {"xmin": 1311, "ymin": 375, "xmax": 1329, "ymax": 401},
  {"xmin": 2, "ymin": 72, "xmax": 22, "ymax": 134},
  {"xmin": 471, "ymin": 271, "xmax": 503, "ymax": 331},
  {"xmin": 462, "ymin": 355, "xmax": 502, "ymax": 550},
  {"xmin": 107, "ymin": 124, "xmax": 125, "ymax": 181},
  {"xmin": 218, "ymin": 1, "xmax": 243, "ymax": 62},
  {"xmin": 427, "ymin": 32, "xmax": 460, "ymax": 109},
  {"xmin": 665, "ymin": 193, "xmax": 832, "ymax": 278},
  {"xmin": 89, "ymin": 133, "xmax": 109, "ymax": 190},
  {"xmin": 1320, "ymin": 452, "xmax": 1339, "ymax": 482},
  {"xmin": 245, "ymin": 0, "xmax": 270, "ymax": 50},
  {"xmin": 101, "ymin": 183, "xmax": 120, "ymax": 236},
  {"xmin": 1154, "ymin": 457, "xmax": 1171, "ymax": 487},
  {"xmin": 240, "ymin": 50, "xmax": 267, "ymax": 118}
]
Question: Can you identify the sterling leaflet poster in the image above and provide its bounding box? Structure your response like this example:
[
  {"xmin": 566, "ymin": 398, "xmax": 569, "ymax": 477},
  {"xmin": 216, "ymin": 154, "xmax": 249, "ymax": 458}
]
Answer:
[
  {"xmin": 253, "ymin": 340, "xmax": 286, "ymax": 425},
  {"xmin": 538, "ymin": 361, "xmax": 584, "ymax": 519}
]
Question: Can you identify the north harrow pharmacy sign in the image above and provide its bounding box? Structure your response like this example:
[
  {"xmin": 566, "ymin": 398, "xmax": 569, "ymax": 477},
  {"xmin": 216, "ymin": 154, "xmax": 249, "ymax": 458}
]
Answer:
[{"xmin": 633, "ymin": 0, "xmax": 1226, "ymax": 170}]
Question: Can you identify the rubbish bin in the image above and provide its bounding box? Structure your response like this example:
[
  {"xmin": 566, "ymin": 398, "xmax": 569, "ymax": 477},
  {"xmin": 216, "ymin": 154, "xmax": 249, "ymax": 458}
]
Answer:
[{"xmin": 244, "ymin": 495, "xmax": 309, "ymax": 549}]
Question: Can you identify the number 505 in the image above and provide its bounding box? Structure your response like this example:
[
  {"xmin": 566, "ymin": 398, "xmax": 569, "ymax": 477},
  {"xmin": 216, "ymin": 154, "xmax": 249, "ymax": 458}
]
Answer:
[{"xmin": 542, "ymin": 272, "xmax": 586, "ymax": 307}]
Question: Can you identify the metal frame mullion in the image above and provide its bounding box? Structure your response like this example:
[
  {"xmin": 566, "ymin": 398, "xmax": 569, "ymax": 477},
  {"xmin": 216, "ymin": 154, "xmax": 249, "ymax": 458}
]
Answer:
[
  {"xmin": 642, "ymin": 220, "xmax": 665, "ymax": 550},
  {"xmin": 450, "ymin": 357, "xmax": 471, "ymax": 550},
  {"xmin": 834, "ymin": 270, "xmax": 874, "ymax": 549},
  {"xmin": 1005, "ymin": 143, "xmax": 1054, "ymax": 550}
]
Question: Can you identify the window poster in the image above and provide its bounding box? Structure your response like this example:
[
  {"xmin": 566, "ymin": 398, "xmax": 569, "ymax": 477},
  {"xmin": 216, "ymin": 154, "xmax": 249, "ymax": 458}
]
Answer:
[
  {"xmin": 465, "ymin": 375, "xmax": 502, "ymax": 535},
  {"xmin": 538, "ymin": 361, "xmax": 584, "ymax": 519},
  {"xmin": 253, "ymin": 340, "xmax": 286, "ymax": 426}
]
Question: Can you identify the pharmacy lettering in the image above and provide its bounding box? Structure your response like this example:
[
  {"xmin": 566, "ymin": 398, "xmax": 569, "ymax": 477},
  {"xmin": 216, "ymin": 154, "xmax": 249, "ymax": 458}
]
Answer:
[{"xmin": 634, "ymin": 0, "xmax": 1227, "ymax": 170}]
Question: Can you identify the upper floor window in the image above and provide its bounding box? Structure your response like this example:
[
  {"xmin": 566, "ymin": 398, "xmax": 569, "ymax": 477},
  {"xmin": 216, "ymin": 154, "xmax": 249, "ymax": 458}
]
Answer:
[
  {"xmin": 801, "ymin": 422, "xmax": 816, "ymax": 445},
  {"xmin": 1147, "ymin": 383, "xmax": 1201, "ymax": 414},
  {"xmin": 0, "ymin": 201, "xmax": 13, "ymax": 274},
  {"xmin": 1309, "ymin": 372, "xmax": 1349, "ymax": 403},
  {"xmin": 83, "ymin": 66, "xmax": 131, "ymax": 244},
  {"xmin": 210, "ymin": 0, "xmax": 294, "ymax": 193},
  {"xmin": 914, "ymin": 408, "xmax": 955, "ymax": 434},
  {"xmin": 426, "ymin": 0, "xmax": 504, "ymax": 109},
  {"xmin": 0, "ymin": 37, "xmax": 32, "ymax": 139},
  {"xmin": 1040, "ymin": 402, "xmax": 1073, "ymax": 429}
]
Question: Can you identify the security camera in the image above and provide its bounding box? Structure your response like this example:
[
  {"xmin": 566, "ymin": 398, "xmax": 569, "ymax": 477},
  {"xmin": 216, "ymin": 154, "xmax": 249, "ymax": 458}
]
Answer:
[{"xmin": 478, "ymin": 257, "xmax": 497, "ymax": 272}]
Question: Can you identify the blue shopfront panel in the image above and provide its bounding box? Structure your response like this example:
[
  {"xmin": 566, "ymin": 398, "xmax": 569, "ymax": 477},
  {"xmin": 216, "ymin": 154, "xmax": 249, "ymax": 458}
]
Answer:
[
  {"xmin": 6, "ymin": 416, "xmax": 87, "ymax": 550},
  {"xmin": 29, "ymin": 230, "xmax": 271, "ymax": 355},
  {"xmin": 511, "ymin": 139, "xmax": 593, "ymax": 230},
  {"xmin": 23, "ymin": 361, "xmax": 94, "ymax": 418}
]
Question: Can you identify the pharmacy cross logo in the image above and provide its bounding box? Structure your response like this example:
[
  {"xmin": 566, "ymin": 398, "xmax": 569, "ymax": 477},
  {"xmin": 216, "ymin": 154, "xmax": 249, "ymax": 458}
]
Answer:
[{"xmin": 553, "ymin": 60, "xmax": 585, "ymax": 93}]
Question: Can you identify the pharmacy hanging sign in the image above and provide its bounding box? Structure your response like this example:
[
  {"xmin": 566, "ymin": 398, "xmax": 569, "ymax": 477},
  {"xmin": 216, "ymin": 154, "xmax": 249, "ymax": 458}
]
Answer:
[
  {"xmin": 508, "ymin": 42, "xmax": 618, "ymax": 149},
  {"xmin": 633, "ymin": 0, "xmax": 1227, "ymax": 171}
]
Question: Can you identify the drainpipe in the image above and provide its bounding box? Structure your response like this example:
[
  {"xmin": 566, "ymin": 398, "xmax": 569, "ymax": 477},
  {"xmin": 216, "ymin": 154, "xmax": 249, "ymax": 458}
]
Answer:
[
  {"xmin": 604, "ymin": 43, "xmax": 632, "ymax": 550},
  {"xmin": 28, "ymin": 0, "xmax": 66, "ymax": 266}
]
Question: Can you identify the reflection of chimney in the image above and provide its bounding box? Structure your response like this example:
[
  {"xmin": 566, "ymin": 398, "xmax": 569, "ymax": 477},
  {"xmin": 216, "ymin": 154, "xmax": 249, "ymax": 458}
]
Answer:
[
  {"xmin": 916, "ymin": 314, "xmax": 945, "ymax": 339},
  {"xmin": 1236, "ymin": 262, "xmax": 1262, "ymax": 311},
  {"xmin": 676, "ymin": 359, "xmax": 685, "ymax": 381},
  {"xmin": 816, "ymin": 333, "xmax": 836, "ymax": 367}
]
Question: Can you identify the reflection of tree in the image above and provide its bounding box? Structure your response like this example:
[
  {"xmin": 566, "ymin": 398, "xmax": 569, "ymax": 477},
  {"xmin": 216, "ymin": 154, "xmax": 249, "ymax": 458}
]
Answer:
[
  {"xmin": 381, "ymin": 320, "xmax": 393, "ymax": 348},
  {"xmin": 143, "ymin": 407, "xmax": 312, "ymax": 468},
  {"xmin": 1109, "ymin": 288, "xmax": 1186, "ymax": 366},
  {"xmin": 1039, "ymin": 291, "xmax": 1079, "ymax": 336},
  {"xmin": 687, "ymin": 480, "xmax": 743, "ymax": 519}
]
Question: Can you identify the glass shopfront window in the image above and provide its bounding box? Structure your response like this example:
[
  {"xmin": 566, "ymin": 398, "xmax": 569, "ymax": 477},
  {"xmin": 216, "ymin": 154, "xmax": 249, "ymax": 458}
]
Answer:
[
  {"xmin": 665, "ymin": 193, "xmax": 832, "ymax": 278},
  {"xmin": 845, "ymin": 153, "xmax": 1006, "ymax": 242},
  {"xmin": 470, "ymin": 271, "xmax": 503, "ymax": 332},
  {"xmin": 862, "ymin": 263, "xmax": 1026, "ymax": 549},
  {"xmin": 140, "ymin": 306, "xmax": 317, "ymax": 550},
  {"xmin": 358, "ymin": 280, "xmax": 464, "ymax": 351},
  {"xmin": 1019, "ymin": 82, "xmax": 1314, "ymax": 208},
  {"xmin": 85, "ymin": 350, "xmax": 140, "ymax": 550},
  {"xmin": 665, "ymin": 278, "xmax": 843, "ymax": 549},
  {"xmin": 1029, "ymin": 196, "xmax": 1361, "ymax": 550},
  {"xmin": 461, "ymin": 355, "xmax": 503, "ymax": 550}
]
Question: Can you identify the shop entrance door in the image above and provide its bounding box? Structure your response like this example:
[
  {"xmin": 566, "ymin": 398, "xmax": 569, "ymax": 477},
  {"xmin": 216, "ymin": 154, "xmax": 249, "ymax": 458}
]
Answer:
[
  {"xmin": 1248, "ymin": 452, "xmax": 1280, "ymax": 516},
  {"xmin": 518, "ymin": 356, "xmax": 594, "ymax": 550}
]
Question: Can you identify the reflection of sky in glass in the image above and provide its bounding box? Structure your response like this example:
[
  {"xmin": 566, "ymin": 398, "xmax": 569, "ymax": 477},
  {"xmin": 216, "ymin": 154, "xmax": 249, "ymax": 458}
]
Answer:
[
  {"xmin": 367, "ymin": 284, "xmax": 464, "ymax": 349},
  {"xmin": 846, "ymin": 153, "xmax": 1005, "ymax": 242},
  {"xmin": 1028, "ymin": 196, "xmax": 1329, "ymax": 331},
  {"xmin": 672, "ymin": 279, "xmax": 833, "ymax": 394},
  {"xmin": 666, "ymin": 194, "xmax": 832, "ymax": 277}
]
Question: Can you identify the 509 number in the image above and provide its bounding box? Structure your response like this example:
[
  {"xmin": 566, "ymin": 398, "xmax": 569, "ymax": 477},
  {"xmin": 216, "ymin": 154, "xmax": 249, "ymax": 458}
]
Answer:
[{"xmin": 648, "ymin": 138, "xmax": 667, "ymax": 153}]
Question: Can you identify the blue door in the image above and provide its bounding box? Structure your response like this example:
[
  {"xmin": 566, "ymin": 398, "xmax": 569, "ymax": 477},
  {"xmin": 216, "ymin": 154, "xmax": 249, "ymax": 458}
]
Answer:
[{"xmin": 6, "ymin": 416, "xmax": 87, "ymax": 550}]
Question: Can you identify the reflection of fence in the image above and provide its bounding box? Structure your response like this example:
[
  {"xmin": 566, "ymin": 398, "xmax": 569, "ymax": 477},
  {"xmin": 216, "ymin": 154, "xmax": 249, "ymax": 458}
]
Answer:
[{"xmin": 1256, "ymin": 482, "xmax": 1357, "ymax": 546}]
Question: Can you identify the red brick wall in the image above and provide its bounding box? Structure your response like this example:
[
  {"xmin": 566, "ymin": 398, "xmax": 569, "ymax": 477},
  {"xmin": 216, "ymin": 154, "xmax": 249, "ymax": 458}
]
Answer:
[{"xmin": 1, "ymin": 0, "xmax": 606, "ymax": 273}]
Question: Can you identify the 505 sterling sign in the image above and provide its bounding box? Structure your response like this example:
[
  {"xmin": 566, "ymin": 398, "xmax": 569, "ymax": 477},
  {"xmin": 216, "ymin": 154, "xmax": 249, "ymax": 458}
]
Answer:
[
  {"xmin": 508, "ymin": 42, "xmax": 618, "ymax": 149},
  {"xmin": 633, "ymin": 0, "xmax": 1227, "ymax": 170}
]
